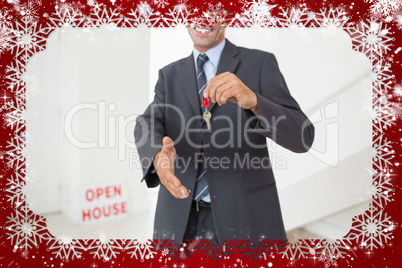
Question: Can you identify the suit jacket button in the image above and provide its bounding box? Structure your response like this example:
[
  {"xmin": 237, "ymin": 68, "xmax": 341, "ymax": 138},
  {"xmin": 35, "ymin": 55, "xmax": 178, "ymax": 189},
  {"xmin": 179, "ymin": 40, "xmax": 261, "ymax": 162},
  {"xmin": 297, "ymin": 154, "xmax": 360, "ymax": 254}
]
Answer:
[{"xmin": 188, "ymin": 188, "xmax": 192, "ymax": 194}]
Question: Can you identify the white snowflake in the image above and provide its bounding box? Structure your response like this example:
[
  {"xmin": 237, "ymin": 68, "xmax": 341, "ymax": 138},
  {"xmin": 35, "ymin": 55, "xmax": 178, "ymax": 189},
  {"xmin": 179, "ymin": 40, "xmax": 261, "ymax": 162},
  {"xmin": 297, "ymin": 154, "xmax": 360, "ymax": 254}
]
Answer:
[
  {"xmin": 4, "ymin": 151, "xmax": 25, "ymax": 184},
  {"xmin": 162, "ymin": 5, "xmax": 193, "ymax": 27},
  {"xmin": 125, "ymin": 240, "xmax": 157, "ymax": 261},
  {"xmin": 239, "ymin": 0, "xmax": 277, "ymax": 26},
  {"xmin": 371, "ymin": 94, "xmax": 395, "ymax": 135},
  {"xmin": 126, "ymin": 2, "xmax": 155, "ymax": 27},
  {"xmin": 276, "ymin": 7, "xmax": 311, "ymax": 27},
  {"xmin": 318, "ymin": 249, "xmax": 339, "ymax": 268},
  {"xmin": 345, "ymin": 18, "xmax": 393, "ymax": 63},
  {"xmin": 47, "ymin": 236, "xmax": 88, "ymax": 260},
  {"xmin": 5, "ymin": 131, "xmax": 26, "ymax": 169},
  {"xmin": 153, "ymin": 0, "xmax": 169, "ymax": 9},
  {"xmin": 281, "ymin": 239, "xmax": 351, "ymax": 262},
  {"xmin": 0, "ymin": 7, "xmax": 13, "ymax": 27},
  {"xmin": 370, "ymin": 59, "xmax": 395, "ymax": 163},
  {"xmin": 240, "ymin": 0, "xmax": 275, "ymax": 16},
  {"xmin": 161, "ymin": 248, "xmax": 169, "ymax": 256},
  {"xmin": 0, "ymin": 7, "xmax": 14, "ymax": 54},
  {"xmin": 392, "ymin": 84, "xmax": 402, "ymax": 98},
  {"xmin": 5, "ymin": 62, "xmax": 24, "ymax": 92},
  {"xmin": 137, "ymin": 1, "xmax": 153, "ymax": 18},
  {"xmin": 87, "ymin": 236, "xmax": 124, "ymax": 260},
  {"xmin": 5, "ymin": 175, "xmax": 25, "ymax": 208},
  {"xmin": 48, "ymin": 4, "xmax": 85, "ymax": 28},
  {"xmin": 280, "ymin": 240, "xmax": 310, "ymax": 261},
  {"xmin": 3, "ymin": 100, "xmax": 25, "ymax": 134},
  {"xmin": 315, "ymin": 239, "xmax": 351, "ymax": 266},
  {"xmin": 0, "ymin": 26, "xmax": 11, "ymax": 54},
  {"xmin": 7, "ymin": 17, "xmax": 53, "ymax": 62},
  {"xmin": 372, "ymin": 61, "xmax": 394, "ymax": 95},
  {"xmin": 315, "ymin": 7, "xmax": 350, "ymax": 28},
  {"xmin": 373, "ymin": 136, "xmax": 394, "ymax": 172},
  {"xmin": 199, "ymin": 3, "xmax": 229, "ymax": 26},
  {"xmin": 54, "ymin": 1, "xmax": 85, "ymax": 14},
  {"xmin": 365, "ymin": 0, "xmax": 402, "ymax": 18},
  {"xmin": 174, "ymin": 0, "xmax": 189, "ymax": 14},
  {"xmin": 396, "ymin": 14, "xmax": 402, "ymax": 29},
  {"xmin": 391, "ymin": 102, "xmax": 402, "ymax": 119},
  {"xmin": 346, "ymin": 205, "xmax": 393, "ymax": 250},
  {"xmin": 15, "ymin": 0, "xmax": 42, "ymax": 21},
  {"xmin": 87, "ymin": 0, "xmax": 102, "ymax": 10},
  {"xmin": 5, "ymin": 204, "xmax": 50, "ymax": 250},
  {"xmin": 87, "ymin": 6, "xmax": 124, "ymax": 28},
  {"xmin": 372, "ymin": 169, "xmax": 394, "ymax": 207},
  {"xmin": 9, "ymin": 82, "xmax": 26, "ymax": 109}
]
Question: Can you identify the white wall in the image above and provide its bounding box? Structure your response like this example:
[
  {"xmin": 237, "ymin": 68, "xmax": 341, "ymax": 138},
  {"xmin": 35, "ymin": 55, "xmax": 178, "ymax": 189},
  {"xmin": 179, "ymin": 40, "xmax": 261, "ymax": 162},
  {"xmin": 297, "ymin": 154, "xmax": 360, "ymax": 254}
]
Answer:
[
  {"xmin": 25, "ymin": 25, "xmax": 152, "ymax": 223},
  {"xmin": 225, "ymin": 26, "xmax": 372, "ymax": 231},
  {"xmin": 224, "ymin": 26, "xmax": 371, "ymax": 187}
]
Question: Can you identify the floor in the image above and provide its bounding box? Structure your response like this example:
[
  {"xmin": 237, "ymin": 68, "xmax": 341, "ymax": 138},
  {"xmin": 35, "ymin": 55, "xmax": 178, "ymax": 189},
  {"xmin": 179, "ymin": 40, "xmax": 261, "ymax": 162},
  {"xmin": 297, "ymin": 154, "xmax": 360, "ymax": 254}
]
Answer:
[
  {"xmin": 45, "ymin": 211, "xmax": 155, "ymax": 242},
  {"xmin": 286, "ymin": 228, "xmax": 323, "ymax": 243},
  {"xmin": 45, "ymin": 210, "xmax": 321, "ymax": 243}
]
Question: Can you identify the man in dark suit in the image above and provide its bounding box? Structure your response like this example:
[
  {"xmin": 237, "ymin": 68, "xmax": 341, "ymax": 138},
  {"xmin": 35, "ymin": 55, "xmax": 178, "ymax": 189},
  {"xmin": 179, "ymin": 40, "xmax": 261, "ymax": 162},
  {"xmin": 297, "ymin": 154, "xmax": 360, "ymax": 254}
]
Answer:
[{"xmin": 134, "ymin": 22, "xmax": 314, "ymax": 243}]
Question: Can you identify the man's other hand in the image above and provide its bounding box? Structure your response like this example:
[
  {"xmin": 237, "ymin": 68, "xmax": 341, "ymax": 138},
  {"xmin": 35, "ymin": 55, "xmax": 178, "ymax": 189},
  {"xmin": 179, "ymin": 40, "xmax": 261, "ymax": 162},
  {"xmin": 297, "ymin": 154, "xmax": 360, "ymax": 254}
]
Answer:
[{"xmin": 154, "ymin": 136, "xmax": 189, "ymax": 199}]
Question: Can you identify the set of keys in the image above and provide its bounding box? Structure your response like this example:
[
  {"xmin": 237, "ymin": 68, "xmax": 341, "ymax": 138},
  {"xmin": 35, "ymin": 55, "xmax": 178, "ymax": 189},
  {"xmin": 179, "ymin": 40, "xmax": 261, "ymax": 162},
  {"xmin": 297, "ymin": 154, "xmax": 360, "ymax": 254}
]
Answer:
[{"xmin": 202, "ymin": 96, "xmax": 212, "ymax": 130}]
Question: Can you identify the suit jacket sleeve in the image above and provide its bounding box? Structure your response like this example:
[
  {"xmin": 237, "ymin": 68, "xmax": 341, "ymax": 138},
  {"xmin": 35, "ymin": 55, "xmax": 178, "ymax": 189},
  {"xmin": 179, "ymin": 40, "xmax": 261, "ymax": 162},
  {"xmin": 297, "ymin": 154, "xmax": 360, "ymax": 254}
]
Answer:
[
  {"xmin": 245, "ymin": 52, "xmax": 315, "ymax": 153},
  {"xmin": 134, "ymin": 69, "xmax": 165, "ymax": 188}
]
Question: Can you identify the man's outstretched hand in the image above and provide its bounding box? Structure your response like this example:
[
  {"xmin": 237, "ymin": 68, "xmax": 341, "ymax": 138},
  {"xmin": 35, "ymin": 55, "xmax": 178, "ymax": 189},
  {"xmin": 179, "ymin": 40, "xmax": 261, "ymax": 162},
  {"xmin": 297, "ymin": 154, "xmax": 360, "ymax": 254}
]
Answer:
[{"xmin": 154, "ymin": 136, "xmax": 189, "ymax": 199}]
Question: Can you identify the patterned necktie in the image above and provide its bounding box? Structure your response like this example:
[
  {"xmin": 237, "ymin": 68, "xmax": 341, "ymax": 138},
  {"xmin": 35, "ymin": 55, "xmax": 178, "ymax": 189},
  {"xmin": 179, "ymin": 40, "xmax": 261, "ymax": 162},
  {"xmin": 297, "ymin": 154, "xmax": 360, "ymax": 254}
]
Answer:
[
  {"xmin": 196, "ymin": 53, "xmax": 209, "ymax": 101},
  {"xmin": 194, "ymin": 53, "xmax": 209, "ymax": 202}
]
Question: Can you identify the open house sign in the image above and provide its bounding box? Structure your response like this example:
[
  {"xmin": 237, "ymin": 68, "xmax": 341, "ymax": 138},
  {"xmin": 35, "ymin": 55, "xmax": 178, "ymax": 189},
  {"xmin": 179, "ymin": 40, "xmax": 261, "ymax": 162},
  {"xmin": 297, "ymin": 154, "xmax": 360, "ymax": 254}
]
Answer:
[{"xmin": 80, "ymin": 181, "xmax": 129, "ymax": 224}]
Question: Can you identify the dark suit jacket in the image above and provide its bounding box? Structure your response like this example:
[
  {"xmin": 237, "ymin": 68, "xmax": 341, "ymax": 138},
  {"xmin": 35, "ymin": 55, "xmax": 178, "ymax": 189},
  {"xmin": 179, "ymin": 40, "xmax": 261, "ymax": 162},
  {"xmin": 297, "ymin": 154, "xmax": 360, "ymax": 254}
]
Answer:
[{"xmin": 134, "ymin": 39, "xmax": 314, "ymax": 243}]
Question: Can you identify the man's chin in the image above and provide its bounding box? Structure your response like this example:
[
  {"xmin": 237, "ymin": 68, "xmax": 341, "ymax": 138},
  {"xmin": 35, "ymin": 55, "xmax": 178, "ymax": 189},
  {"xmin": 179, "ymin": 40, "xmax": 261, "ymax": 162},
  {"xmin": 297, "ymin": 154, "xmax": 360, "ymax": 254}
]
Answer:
[{"xmin": 193, "ymin": 41, "xmax": 215, "ymax": 50}]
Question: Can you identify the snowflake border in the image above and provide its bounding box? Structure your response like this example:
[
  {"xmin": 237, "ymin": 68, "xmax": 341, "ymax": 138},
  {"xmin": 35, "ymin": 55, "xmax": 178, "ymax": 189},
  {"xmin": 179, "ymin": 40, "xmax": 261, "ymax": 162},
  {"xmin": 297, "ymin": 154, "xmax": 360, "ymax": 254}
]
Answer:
[{"xmin": 1, "ymin": 2, "xmax": 396, "ymax": 264}]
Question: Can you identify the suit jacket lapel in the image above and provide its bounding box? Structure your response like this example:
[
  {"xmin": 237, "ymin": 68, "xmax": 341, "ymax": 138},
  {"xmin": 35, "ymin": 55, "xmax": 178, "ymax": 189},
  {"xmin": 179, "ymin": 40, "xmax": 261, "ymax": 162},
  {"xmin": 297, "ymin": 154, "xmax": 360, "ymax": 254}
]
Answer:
[
  {"xmin": 210, "ymin": 39, "xmax": 240, "ymax": 112},
  {"xmin": 176, "ymin": 54, "xmax": 201, "ymax": 116}
]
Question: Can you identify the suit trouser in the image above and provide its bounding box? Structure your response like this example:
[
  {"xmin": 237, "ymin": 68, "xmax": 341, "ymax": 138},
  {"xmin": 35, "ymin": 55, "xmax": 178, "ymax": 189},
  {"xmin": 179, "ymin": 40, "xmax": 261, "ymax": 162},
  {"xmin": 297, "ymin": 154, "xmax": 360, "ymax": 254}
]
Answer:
[{"xmin": 182, "ymin": 202, "xmax": 218, "ymax": 243}]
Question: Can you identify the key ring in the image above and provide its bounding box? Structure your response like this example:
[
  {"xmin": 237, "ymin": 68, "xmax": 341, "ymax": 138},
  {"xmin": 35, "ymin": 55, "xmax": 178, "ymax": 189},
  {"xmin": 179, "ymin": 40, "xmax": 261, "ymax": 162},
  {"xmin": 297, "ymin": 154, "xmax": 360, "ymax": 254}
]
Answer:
[{"xmin": 202, "ymin": 96, "xmax": 210, "ymax": 108}]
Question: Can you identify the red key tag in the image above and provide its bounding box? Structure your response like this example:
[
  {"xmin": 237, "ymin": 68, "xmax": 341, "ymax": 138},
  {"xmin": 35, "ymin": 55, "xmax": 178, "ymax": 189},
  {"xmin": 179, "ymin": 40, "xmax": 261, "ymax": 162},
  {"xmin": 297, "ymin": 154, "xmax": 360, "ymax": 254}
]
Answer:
[
  {"xmin": 202, "ymin": 96, "xmax": 210, "ymax": 108},
  {"xmin": 202, "ymin": 96, "xmax": 212, "ymax": 130}
]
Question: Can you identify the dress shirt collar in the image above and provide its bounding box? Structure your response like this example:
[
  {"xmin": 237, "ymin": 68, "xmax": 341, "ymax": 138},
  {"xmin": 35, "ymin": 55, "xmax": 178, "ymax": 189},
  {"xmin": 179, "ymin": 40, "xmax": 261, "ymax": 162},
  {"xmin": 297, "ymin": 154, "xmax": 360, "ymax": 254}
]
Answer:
[{"xmin": 192, "ymin": 39, "xmax": 226, "ymax": 72}]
